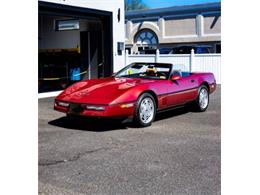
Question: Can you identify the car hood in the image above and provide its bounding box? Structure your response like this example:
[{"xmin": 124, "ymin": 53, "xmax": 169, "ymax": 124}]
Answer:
[{"xmin": 57, "ymin": 77, "xmax": 156, "ymax": 104}]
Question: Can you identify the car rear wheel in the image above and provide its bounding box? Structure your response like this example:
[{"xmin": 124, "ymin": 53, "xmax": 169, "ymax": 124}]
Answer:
[
  {"xmin": 194, "ymin": 85, "xmax": 209, "ymax": 112},
  {"xmin": 134, "ymin": 93, "xmax": 156, "ymax": 127}
]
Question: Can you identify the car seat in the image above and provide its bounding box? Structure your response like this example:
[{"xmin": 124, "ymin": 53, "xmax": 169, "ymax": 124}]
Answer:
[{"xmin": 146, "ymin": 66, "xmax": 157, "ymax": 76}]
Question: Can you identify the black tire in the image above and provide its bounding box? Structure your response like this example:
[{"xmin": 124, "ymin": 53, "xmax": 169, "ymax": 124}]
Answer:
[
  {"xmin": 193, "ymin": 85, "xmax": 209, "ymax": 112},
  {"xmin": 133, "ymin": 93, "xmax": 156, "ymax": 127}
]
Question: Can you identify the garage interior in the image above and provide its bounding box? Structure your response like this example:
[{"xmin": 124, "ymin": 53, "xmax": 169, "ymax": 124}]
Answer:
[{"xmin": 38, "ymin": 2, "xmax": 113, "ymax": 93}]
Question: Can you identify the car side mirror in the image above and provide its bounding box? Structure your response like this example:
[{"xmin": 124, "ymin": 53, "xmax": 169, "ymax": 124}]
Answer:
[{"xmin": 171, "ymin": 75, "xmax": 181, "ymax": 81}]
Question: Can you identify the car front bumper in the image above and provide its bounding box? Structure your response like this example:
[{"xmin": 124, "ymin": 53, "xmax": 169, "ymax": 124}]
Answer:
[{"xmin": 54, "ymin": 101, "xmax": 136, "ymax": 118}]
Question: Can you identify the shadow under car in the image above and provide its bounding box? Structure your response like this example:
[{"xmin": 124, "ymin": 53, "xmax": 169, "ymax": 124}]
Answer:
[{"xmin": 48, "ymin": 105, "xmax": 191, "ymax": 131}]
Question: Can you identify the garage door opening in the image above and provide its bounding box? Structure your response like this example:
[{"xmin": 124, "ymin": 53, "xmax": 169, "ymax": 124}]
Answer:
[{"xmin": 38, "ymin": 2, "xmax": 113, "ymax": 93}]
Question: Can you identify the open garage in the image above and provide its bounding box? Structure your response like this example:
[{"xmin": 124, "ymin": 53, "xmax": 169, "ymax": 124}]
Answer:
[{"xmin": 38, "ymin": 0, "xmax": 125, "ymax": 93}]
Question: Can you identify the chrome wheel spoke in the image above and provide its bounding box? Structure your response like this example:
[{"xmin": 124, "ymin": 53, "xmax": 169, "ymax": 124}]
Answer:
[{"xmin": 139, "ymin": 97, "xmax": 154, "ymax": 124}]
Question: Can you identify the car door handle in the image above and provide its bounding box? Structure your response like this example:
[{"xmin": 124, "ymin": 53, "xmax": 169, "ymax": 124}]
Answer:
[{"xmin": 191, "ymin": 79, "xmax": 195, "ymax": 83}]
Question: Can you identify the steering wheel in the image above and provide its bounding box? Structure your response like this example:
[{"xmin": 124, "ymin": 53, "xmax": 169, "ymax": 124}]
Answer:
[{"xmin": 157, "ymin": 72, "xmax": 167, "ymax": 77}]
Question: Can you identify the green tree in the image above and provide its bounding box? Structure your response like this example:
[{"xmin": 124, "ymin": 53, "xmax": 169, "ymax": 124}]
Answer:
[{"xmin": 125, "ymin": 0, "xmax": 149, "ymax": 11}]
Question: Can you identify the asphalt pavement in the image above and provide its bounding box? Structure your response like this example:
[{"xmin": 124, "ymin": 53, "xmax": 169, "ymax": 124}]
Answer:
[{"xmin": 38, "ymin": 86, "xmax": 221, "ymax": 195}]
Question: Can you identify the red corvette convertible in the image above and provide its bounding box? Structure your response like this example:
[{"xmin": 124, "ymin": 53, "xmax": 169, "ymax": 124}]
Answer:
[{"xmin": 54, "ymin": 63, "xmax": 216, "ymax": 127}]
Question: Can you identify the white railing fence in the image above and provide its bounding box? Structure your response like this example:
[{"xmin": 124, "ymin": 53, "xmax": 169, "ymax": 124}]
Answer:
[{"xmin": 125, "ymin": 49, "xmax": 221, "ymax": 84}]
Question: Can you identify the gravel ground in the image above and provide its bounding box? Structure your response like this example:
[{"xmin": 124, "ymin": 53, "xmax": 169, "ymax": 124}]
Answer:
[{"xmin": 38, "ymin": 86, "xmax": 221, "ymax": 195}]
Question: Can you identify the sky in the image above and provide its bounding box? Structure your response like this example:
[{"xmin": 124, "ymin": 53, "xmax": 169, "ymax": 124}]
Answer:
[{"xmin": 142, "ymin": 0, "xmax": 220, "ymax": 9}]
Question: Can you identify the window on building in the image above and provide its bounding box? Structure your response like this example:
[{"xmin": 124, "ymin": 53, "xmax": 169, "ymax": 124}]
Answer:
[
  {"xmin": 134, "ymin": 29, "xmax": 158, "ymax": 54},
  {"xmin": 134, "ymin": 30, "xmax": 158, "ymax": 46}
]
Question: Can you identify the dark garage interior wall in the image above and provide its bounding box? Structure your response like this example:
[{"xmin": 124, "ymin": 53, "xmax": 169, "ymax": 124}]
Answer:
[{"xmin": 80, "ymin": 31, "xmax": 103, "ymax": 80}]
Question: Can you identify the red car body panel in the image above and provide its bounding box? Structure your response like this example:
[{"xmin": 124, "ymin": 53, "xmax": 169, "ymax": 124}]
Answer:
[{"xmin": 54, "ymin": 70, "xmax": 216, "ymax": 119}]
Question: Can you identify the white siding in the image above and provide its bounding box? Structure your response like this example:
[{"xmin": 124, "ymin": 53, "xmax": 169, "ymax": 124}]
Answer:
[
  {"xmin": 159, "ymin": 54, "xmax": 190, "ymax": 71},
  {"xmin": 126, "ymin": 53, "xmax": 221, "ymax": 84},
  {"xmin": 193, "ymin": 54, "xmax": 221, "ymax": 84},
  {"xmin": 127, "ymin": 55, "xmax": 157, "ymax": 64}
]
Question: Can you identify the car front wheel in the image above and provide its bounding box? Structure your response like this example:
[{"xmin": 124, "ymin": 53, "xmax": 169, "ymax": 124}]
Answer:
[{"xmin": 134, "ymin": 93, "xmax": 156, "ymax": 127}]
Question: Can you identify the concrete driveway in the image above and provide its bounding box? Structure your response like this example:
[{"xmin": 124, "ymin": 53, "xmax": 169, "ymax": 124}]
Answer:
[{"xmin": 39, "ymin": 86, "xmax": 221, "ymax": 195}]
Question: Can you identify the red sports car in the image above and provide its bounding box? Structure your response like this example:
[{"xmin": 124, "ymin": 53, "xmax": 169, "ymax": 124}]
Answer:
[{"xmin": 54, "ymin": 63, "xmax": 216, "ymax": 127}]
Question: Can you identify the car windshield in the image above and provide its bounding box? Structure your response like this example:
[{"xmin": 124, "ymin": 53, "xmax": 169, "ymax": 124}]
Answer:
[{"xmin": 114, "ymin": 63, "xmax": 172, "ymax": 80}]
